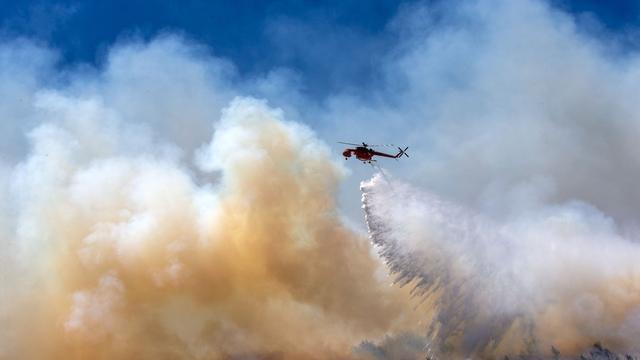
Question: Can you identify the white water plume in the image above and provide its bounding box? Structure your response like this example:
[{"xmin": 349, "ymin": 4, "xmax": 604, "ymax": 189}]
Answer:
[{"xmin": 362, "ymin": 174, "xmax": 640, "ymax": 358}]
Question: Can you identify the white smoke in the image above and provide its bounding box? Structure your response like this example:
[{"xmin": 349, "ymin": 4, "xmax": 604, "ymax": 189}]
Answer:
[{"xmin": 321, "ymin": 0, "xmax": 640, "ymax": 226}]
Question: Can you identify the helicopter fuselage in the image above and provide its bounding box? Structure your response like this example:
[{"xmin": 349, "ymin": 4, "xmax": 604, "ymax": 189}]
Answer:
[{"xmin": 343, "ymin": 146, "xmax": 397, "ymax": 162}]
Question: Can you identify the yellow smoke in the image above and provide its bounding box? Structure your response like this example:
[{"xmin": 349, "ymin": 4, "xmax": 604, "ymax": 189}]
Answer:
[{"xmin": 2, "ymin": 97, "xmax": 420, "ymax": 359}]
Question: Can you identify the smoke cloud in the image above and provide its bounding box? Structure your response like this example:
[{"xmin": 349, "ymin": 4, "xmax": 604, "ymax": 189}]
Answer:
[{"xmin": 0, "ymin": 38, "xmax": 421, "ymax": 359}]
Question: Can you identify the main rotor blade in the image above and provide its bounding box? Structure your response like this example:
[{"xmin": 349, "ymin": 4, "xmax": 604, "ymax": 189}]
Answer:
[
  {"xmin": 338, "ymin": 141, "xmax": 397, "ymax": 147},
  {"xmin": 338, "ymin": 142, "xmax": 360, "ymax": 146}
]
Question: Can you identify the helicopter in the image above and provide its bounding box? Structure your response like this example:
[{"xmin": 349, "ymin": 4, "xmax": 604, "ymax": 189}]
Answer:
[{"xmin": 339, "ymin": 142, "xmax": 409, "ymax": 163}]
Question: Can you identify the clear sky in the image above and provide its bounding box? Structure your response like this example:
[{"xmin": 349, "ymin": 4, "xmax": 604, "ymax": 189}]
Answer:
[{"xmin": 1, "ymin": 0, "xmax": 638, "ymax": 96}]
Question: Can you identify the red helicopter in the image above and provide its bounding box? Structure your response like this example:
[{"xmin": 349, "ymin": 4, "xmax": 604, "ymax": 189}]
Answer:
[{"xmin": 339, "ymin": 142, "xmax": 409, "ymax": 163}]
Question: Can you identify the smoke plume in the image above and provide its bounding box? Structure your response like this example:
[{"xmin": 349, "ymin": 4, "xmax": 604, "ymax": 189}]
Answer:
[{"xmin": 0, "ymin": 40, "xmax": 420, "ymax": 357}]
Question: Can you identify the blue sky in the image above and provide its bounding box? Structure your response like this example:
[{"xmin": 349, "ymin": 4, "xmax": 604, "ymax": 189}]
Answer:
[{"xmin": 1, "ymin": 0, "xmax": 638, "ymax": 96}]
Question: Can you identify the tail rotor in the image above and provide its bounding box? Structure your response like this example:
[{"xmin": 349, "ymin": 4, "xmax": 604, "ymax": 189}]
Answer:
[{"xmin": 396, "ymin": 146, "xmax": 409, "ymax": 158}]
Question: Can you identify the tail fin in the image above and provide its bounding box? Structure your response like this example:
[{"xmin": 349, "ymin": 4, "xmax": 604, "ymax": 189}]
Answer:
[{"xmin": 396, "ymin": 146, "xmax": 409, "ymax": 158}]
